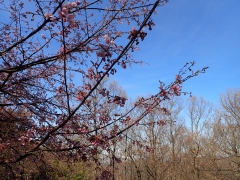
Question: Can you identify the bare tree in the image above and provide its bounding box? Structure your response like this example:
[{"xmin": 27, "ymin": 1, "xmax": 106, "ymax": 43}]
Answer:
[
  {"xmin": 211, "ymin": 89, "xmax": 240, "ymax": 179},
  {"xmin": 184, "ymin": 96, "xmax": 213, "ymax": 180}
]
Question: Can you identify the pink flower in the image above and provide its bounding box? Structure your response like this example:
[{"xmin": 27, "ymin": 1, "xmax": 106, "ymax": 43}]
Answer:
[
  {"xmin": 94, "ymin": 73, "xmax": 101, "ymax": 80},
  {"xmin": 62, "ymin": 7, "xmax": 68, "ymax": 14},
  {"xmin": 170, "ymin": 85, "xmax": 181, "ymax": 96},
  {"xmin": 159, "ymin": 89, "xmax": 169, "ymax": 99},
  {"xmin": 57, "ymin": 86, "xmax": 64, "ymax": 94},
  {"xmin": 158, "ymin": 120, "xmax": 167, "ymax": 126},
  {"xmin": 71, "ymin": 2, "xmax": 77, "ymax": 7},
  {"xmin": 78, "ymin": 127, "xmax": 88, "ymax": 134},
  {"xmin": 176, "ymin": 75, "xmax": 182, "ymax": 83},
  {"xmin": 18, "ymin": 136, "xmax": 29, "ymax": 145},
  {"xmin": 76, "ymin": 91, "xmax": 87, "ymax": 101},
  {"xmin": 70, "ymin": 22, "xmax": 78, "ymax": 29},
  {"xmin": 121, "ymin": 60, "xmax": 126, "ymax": 69},
  {"xmin": 67, "ymin": 13, "xmax": 75, "ymax": 22},
  {"xmin": 103, "ymin": 65, "xmax": 108, "ymax": 70},
  {"xmin": 52, "ymin": 16, "xmax": 57, "ymax": 22},
  {"xmin": 161, "ymin": 108, "xmax": 171, "ymax": 115},
  {"xmin": 58, "ymin": 7, "xmax": 68, "ymax": 18},
  {"xmin": 41, "ymin": 34, "xmax": 46, "ymax": 39},
  {"xmin": 89, "ymin": 135, "xmax": 104, "ymax": 146},
  {"xmin": 176, "ymin": 75, "xmax": 181, "ymax": 81},
  {"xmin": 128, "ymin": 26, "xmax": 137, "ymax": 39},
  {"xmin": 96, "ymin": 50, "xmax": 105, "ymax": 58},
  {"xmin": 84, "ymin": 84, "xmax": 91, "ymax": 90},
  {"xmin": 88, "ymin": 68, "xmax": 94, "ymax": 74},
  {"xmin": 104, "ymin": 34, "xmax": 114, "ymax": 44},
  {"xmin": 44, "ymin": 13, "xmax": 53, "ymax": 19}
]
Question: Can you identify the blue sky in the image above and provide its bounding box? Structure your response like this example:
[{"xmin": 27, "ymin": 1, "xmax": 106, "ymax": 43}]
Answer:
[
  {"xmin": 1, "ymin": 0, "xmax": 239, "ymax": 105},
  {"xmin": 111, "ymin": 0, "xmax": 240, "ymax": 104}
]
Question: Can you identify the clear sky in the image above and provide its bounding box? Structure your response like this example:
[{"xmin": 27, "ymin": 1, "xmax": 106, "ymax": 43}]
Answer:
[
  {"xmin": 111, "ymin": 0, "xmax": 240, "ymax": 104},
  {"xmin": 1, "ymin": 0, "xmax": 239, "ymax": 105}
]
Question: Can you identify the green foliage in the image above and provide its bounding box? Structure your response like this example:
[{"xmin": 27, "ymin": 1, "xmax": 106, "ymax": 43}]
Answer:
[
  {"xmin": 49, "ymin": 159, "xmax": 89, "ymax": 180},
  {"xmin": 0, "ymin": 154, "xmax": 89, "ymax": 180}
]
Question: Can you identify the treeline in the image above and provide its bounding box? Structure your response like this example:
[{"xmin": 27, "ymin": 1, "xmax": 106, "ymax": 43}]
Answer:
[
  {"xmin": 111, "ymin": 89, "xmax": 240, "ymax": 180},
  {"xmin": 1, "ymin": 88, "xmax": 239, "ymax": 180}
]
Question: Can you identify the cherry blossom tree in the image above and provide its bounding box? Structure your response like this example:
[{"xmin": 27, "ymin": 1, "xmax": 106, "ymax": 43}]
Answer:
[{"xmin": 0, "ymin": 0, "xmax": 207, "ymax": 178}]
